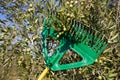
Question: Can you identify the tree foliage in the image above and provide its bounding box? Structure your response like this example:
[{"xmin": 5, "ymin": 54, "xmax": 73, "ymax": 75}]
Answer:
[{"xmin": 0, "ymin": 0, "xmax": 120, "ymax": 80}]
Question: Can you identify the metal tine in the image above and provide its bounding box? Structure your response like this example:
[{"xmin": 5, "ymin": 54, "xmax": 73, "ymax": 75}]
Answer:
[
  {"xmin": 87, "ymin": 28, "xmax": 94, "ymax": 44},
  {"xmin": 93, "ymin": 40, "xmax": 99, "ymax": 49},
  {"xmin": 75, "ymin": 21, "xmax": 81, "ymax": 40},
  {"xmin": 90, "ymin": 29, "xmax": 96, "ymax": 47},
  {"xmin": 83, "ymin": 27, "xmax": 91, "ymax": 45},
  {"xmin": 88, "ymin": 37, "xmax": 93, "ymax": 47},
  {"xmin": 93, "ymin": 33, "xmax": 103, "ymax": 50},
  {"xmin": 76, "ymin": 22, "xmax": 82, "ymax": 37},
  {"xmin": 92, "ymin": 31, "xmax": 101, "ymax": 49},
  {"xmin": 100, "ymin": 35, "xmax": 104, "ymax": 42},
  {"xmin": 67, "ymin": 19, "xmax": 73, "ymax": 32},
  {"xmin": 70, "ymin": 19, "xmax": 76, "ymax": 37},
  {"xmin": 87, "ymin": 27, "xmax": 91, "ymax": 36},
  {"xmin": 73, "ymin": 20, "xmax": 79, "ymax": 35},
  {"xmin": 82, "ymin": 24, "xmax": 87, "ymax": 32},
  {"xmin": 96, "ymin": 32, "xmax": 102, "ymax": 41},
  {"xmin": 77, "ymin": 23, "xmax": 85, "ymax": 42},
  {"xmin": 80, "ymin": 24, "xmax": 84, "ymax": 33},
  {"xmin": 67, "ymin": 20, "xmax": 73, "ymax": 38},
  {"xmin": 78, "ymin": 24, "xmax": 85, "ymax": 42},
  {"xmin": 100, "ymin": 36, "xmax": 107, "ymax": 50},
  {"xmin": 65, "ymin": 19, "xmax": 71, "ymax": 36},
  {"xmin": 89, "ymin": 28, "xmax": 95, "ymax": 46},
  {"xmin": 94, "ymin": 31, "xmax": 101, "ymax": 41},
  {"xmin": 75, "ymin": 21, "xmax": 81, "ymax": 41},
  {"xmin": 96, "ymin": 40, "xmax": 105, "ymax": 53},
  {"xmin": 81, "ymin": 25, "xmax": 88, "ymax": 41},
  {"xmin": 98, "ymin": 41, "xmax": 106, "ymax": 53},
  {"xmin": 71, "ymin": 19, "xmax": 78, "ymax": 41},
  {"xmin": 74, "ymin": 21, "xmax": 79, "ymax": 40},
  {"xmin": 98, "ymin": 42, "xmax": 108, "ymax": 54},
  {"xmin": 95, "ymin": 31, "xmax": 99, "ymax": 38},
  {"xmin": 81, "ymin": 28, "xmax": 87, "ymax": 42},
  {"xmin": 98, "ymin": 39, "xmax": 107, "ymax": 53},
  {"xmin": 66, "ymin": 19, "xmax": 74, "ymax": 38}
]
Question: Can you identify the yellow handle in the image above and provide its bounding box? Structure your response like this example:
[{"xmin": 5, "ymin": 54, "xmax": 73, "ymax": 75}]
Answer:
[{"xmin": 38, "ymin": 67, "xmax": 49, "ymax": 80}]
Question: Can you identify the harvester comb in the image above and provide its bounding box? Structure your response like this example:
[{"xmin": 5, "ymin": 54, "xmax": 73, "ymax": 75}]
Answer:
[{"xmin": 42, "ymin": 18, "xmax": 108, "ymax": 71}]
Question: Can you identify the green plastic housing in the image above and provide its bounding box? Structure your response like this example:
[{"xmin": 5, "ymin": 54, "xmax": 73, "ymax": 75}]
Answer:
[{"xmin": 42, "ymin": 18, "xmax": 108, "ymax": 71}]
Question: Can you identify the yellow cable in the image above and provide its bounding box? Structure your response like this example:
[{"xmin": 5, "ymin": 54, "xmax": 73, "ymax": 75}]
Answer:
[{"xmin": 38, "ymin": 67, "xmax": 49, "ymax": 80}]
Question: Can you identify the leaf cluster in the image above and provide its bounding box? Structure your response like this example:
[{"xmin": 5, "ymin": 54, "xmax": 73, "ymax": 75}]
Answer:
[{"xmin": 0, "ymin": 0, "xmax": 120, "ymax": 80}]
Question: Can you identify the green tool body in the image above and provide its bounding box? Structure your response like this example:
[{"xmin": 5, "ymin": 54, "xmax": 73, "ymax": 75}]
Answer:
[{"xmin": 42, "ymin": 18, "xmax": 108, "ymax": 71}]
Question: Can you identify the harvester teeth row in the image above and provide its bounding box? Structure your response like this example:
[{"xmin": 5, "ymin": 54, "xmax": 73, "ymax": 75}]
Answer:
[{"xmin": 65, "ymin": 19, "xmax": 108, "ymax": 53}]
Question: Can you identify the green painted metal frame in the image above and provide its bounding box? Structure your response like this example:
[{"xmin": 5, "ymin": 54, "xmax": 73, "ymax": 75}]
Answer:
[{"xmin": 42, "ymin": 18, "xmax": 108, "ymax": 71}]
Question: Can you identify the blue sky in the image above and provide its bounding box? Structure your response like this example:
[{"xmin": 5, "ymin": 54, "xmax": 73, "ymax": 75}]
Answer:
[
  {"xmin": 0, "ymin": 13, "xmax": 7, "ymax": 20},
  {"xmin": 0, "ymin": 5, "xmax": 7, "ymax": 21},
  {"xmin": 0, "ymin": 0, "xmax": 60, "ymax": 25},
  {"xmin": 0, "ymin": 12, "xmax": 14, "ymax": 26},
  {"xmin": 0, "ymin": 2, "xmax": 15, "ymax": 26},
  {"xmin": 0, "ymin": 10, "xmax": 14, "ymax": 26}
]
